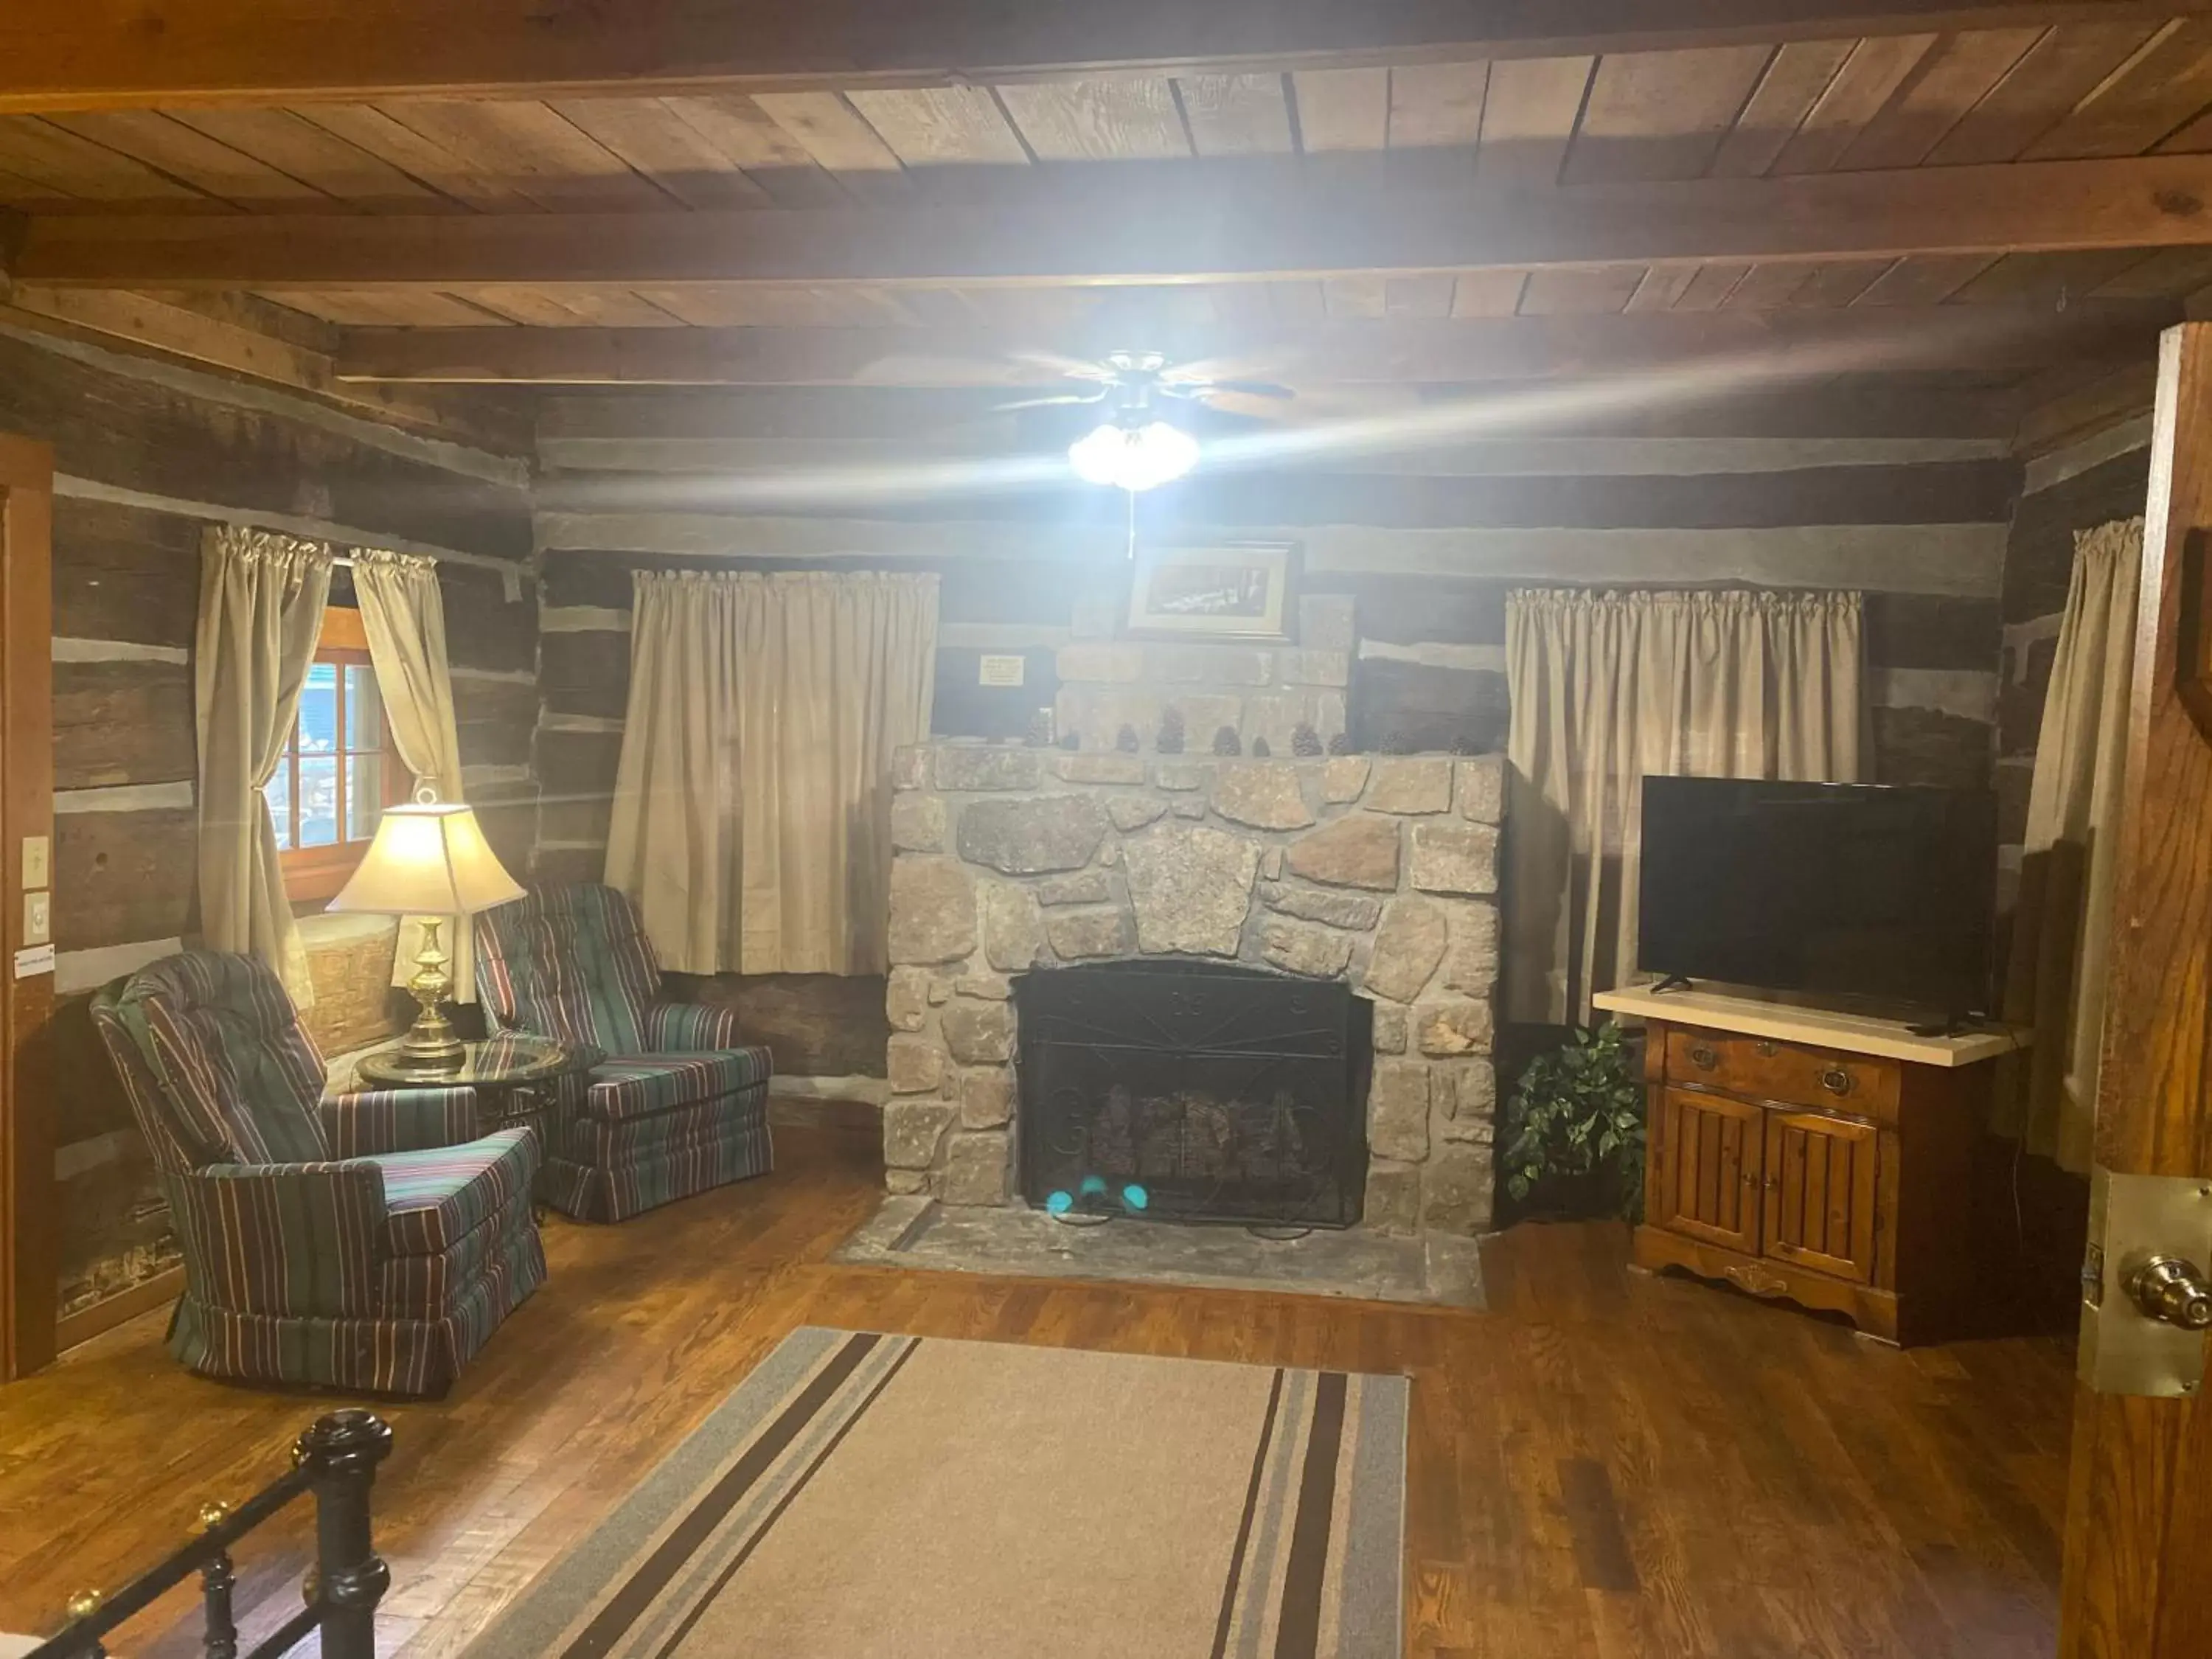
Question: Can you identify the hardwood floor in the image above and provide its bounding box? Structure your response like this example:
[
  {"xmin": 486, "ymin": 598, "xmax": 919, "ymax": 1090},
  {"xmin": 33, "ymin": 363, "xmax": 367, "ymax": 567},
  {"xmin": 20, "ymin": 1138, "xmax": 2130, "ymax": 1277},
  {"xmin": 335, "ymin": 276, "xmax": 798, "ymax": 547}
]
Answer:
[{"xmin": 0, "ymin": 1123, "xmax": 2074, "ymax": 1658}]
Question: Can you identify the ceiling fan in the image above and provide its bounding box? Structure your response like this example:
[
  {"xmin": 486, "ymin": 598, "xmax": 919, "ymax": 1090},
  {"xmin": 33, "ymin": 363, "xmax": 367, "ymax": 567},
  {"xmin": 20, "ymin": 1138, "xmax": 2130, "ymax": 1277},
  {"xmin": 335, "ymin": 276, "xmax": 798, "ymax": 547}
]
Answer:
[
  {"xmin": 995, "ymin": 349, "xmax": 1298, "ymax": 416},
  {"xmin": 995, "ymin": 349, "xmax": 1298, "ymax": 491}
]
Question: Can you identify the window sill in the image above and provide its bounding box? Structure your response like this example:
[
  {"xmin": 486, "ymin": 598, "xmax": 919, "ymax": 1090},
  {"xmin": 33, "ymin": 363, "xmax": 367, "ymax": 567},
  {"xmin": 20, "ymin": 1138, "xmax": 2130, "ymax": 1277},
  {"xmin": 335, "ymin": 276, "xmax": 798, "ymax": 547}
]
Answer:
[{"xmin": 282, "ymin": 846, "xmax": 371, "ymax": 903}]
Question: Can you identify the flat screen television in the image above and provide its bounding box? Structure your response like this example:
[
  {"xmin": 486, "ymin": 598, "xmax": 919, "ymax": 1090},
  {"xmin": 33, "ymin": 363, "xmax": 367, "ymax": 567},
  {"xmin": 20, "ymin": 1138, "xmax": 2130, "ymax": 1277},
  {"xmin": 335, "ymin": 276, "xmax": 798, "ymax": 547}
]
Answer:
[{"xmin": 1638, "ymin": 776, "xmax": 1998, "ymax": 1019}]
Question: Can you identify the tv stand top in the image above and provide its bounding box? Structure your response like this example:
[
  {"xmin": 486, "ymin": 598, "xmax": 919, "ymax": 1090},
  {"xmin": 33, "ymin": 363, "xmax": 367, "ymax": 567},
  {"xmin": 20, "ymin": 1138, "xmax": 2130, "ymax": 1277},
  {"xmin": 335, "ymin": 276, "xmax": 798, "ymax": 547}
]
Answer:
[{"xmin": 1592, "ymin": 984, "xmax": 2026, "ymax": 1068}]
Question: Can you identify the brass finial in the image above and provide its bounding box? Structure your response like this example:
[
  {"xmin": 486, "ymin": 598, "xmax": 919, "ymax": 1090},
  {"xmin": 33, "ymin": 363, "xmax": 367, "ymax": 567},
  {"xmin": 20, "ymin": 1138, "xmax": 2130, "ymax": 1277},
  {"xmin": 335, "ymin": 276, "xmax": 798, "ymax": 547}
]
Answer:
[
  {"xmin": 302, "ymin": 1565, "xmax": 321, "ymax": 1605},
  {"xmin": 65, "ymin": 1589, "xmax": 103, "ymax": 1622},
  {"xmin": 190, "ymin": 1498, "xmax": 233, "ymax": 1537}
]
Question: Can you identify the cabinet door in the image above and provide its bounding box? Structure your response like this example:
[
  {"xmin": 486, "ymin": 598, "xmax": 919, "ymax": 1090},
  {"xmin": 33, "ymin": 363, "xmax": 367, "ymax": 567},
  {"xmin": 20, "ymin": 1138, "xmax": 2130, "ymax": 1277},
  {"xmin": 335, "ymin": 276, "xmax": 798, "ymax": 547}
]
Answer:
[
  {"xmin": 1761, "ymin": 1110, "xmax": 1879, "ymax": 1284},
  {"xmin": 1653, "ymin": 1088, "xmax": 1764, "ymax": 1253}
]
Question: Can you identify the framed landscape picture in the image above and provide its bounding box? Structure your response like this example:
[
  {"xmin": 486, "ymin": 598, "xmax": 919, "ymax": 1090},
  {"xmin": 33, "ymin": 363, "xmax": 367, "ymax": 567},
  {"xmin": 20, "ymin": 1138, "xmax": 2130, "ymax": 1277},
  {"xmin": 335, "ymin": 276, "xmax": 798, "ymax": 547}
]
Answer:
[{"xmin": 1126, "ymin": 543, "xmax": 1296, "ymax": 639}]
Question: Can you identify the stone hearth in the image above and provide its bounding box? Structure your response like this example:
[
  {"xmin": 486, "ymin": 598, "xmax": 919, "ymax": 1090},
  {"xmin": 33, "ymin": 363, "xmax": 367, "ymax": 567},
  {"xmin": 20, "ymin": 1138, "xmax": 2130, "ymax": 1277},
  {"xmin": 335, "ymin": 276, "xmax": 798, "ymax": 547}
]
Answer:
[{"xmin": 881, "ymin": 740, "xmax": 1506, "ymax": 1236}]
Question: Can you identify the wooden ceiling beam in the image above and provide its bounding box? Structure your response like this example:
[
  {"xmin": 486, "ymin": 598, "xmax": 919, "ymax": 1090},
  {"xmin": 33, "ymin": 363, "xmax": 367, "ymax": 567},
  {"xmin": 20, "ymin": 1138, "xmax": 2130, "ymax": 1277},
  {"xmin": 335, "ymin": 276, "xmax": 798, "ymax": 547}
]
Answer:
[
  {"xmin": 0, "ymin": 285, "xmax": 535, "ymax": 453},
  {"xmin": 1, "ymin": 3, "xmax": 2200, "ymax": 113},
  {"xmin": 331, "ymin": 306, "xmax": 2172, "ymax": 385},
  {"xmin": 18, "ymin": 156, "xmax": 2212, "ymax": 291},
  {"xmin": 536, "ymin": 381, "xmax": 2030, "ymax": 442}
]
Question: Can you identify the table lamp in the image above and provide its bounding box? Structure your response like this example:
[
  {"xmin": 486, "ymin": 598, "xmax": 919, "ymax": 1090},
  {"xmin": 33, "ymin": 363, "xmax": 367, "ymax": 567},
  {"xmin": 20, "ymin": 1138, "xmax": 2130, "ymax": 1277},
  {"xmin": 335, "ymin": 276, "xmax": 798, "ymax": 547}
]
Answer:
[{"xmin": 329, "ymin": 796, "xmax": 526, "ymax": 1072}]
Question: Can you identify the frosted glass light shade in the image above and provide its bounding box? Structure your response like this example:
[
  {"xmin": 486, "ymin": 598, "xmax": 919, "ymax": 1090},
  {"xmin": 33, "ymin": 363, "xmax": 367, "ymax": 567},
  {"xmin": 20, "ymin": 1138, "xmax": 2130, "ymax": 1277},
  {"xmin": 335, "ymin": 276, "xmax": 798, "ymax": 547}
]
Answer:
[
  {"xmin": 328, "ymin": 801, "xmax": 525, "ymax": 917},
  {"xmin": 1068, "ymin": 420, "xmax": 1200, "ymax": 491}
]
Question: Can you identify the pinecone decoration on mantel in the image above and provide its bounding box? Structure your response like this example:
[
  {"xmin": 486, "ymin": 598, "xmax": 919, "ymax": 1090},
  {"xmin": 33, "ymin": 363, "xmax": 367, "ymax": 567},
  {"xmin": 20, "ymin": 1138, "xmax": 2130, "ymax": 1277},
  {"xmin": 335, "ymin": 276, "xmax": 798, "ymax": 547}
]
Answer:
[
  {"xmin": 1059, "ymin": 728, "xmax": 1081, "ymax": 751},
  {"xmin": 1157, "ymin": 706, "xmax": 1186, "ymax": 754},
  {"xmin": 1251, "ymin": 736, "xmax": 1272, "ymax": 758},
  {"xmin": 1212, "ymin": 726, "xmax": 1242, "ymax": 757},
  {"xmin": 1326, "ymin": 731, "xmax": 1354, "ymax": 756},
  {"xmin": 1291, "ymin": 721, "xmax": 1323, "ymax": 757},
  {"xmin": 1116, "ymin": 723, "xmax": 1141, "ymax": 753}
]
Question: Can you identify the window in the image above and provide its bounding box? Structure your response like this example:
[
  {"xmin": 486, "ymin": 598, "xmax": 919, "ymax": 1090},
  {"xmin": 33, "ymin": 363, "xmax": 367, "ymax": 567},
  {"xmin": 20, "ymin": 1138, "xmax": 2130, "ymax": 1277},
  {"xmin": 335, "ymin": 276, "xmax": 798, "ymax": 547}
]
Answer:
[{"xmin": 268, "ymin": 607, "xmax": 404, "ymax": 901}]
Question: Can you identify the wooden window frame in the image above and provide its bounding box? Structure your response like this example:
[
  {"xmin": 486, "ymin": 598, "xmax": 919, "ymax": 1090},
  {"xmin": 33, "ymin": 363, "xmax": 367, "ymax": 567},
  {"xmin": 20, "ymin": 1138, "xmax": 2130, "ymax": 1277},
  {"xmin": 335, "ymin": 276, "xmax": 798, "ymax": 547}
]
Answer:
[{"xmin": 274, "ymin": 606, "xmax": 405, "ymax": 903}]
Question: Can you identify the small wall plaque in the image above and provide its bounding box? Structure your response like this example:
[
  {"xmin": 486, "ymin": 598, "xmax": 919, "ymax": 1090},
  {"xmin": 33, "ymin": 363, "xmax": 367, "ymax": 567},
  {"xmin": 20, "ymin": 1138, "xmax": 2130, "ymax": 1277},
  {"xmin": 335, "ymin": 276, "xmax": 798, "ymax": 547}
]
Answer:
[{"xmin": 978, "ymin": 654, "xmax": 1026, "ymax": 687}]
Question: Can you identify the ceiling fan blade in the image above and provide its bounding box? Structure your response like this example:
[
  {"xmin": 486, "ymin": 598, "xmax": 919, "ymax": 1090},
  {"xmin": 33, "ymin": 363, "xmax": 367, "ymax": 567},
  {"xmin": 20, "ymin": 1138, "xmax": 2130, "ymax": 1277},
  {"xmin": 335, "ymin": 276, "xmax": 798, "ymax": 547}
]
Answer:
[
  {"xmin": 1158, "ymin": 352, "xmax": 1290, "ymax": 384},
  {"xmin": 1006, "ymin": 349, "xmax": 1118, "ymax": 382},
  {"xmin": 1206, "ymin": 379, "xmax": 1296, "ymax": 400},
  {"xmin": 993, "ymin": 390, "xmax": 1111, "ymax": 411}
]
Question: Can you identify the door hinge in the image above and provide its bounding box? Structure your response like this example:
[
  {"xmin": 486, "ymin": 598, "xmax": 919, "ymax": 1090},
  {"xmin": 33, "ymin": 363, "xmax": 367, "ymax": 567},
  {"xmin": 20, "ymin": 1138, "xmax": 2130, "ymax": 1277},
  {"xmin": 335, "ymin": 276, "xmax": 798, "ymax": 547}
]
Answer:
[{"xmin": 2079, "ymin": 1166, "xmax": 2212, "ymax": 1397}]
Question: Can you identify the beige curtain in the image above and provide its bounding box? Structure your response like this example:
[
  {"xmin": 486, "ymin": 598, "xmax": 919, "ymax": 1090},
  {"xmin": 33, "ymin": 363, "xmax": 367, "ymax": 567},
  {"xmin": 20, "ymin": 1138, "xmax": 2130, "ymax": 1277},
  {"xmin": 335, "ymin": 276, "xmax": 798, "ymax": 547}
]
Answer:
[
  {"xmin": 606, "ymin": 570, "xmax": 939, "ymax": 975},
  {"xmin": 195, "ymin": 526, "xmax": 334, "ymax": 1003},
  {"xmin": 1505, "ymin": 588, "xmax": 1865, "ymax": 1027},
  {"xmin": 1995, "ymin": 519, "xmax": 2143, "ymax": 1174},
  {"xmin": 354, "ymin": 549, "xmax": 481, "ymax": 1003}
]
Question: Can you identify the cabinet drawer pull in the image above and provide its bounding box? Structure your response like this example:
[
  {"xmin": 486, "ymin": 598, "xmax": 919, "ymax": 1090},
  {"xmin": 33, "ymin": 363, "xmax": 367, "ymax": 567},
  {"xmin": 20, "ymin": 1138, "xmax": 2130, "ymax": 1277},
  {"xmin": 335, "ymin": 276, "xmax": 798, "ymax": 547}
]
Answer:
[
  {"xmin": 1688, "ymin": 1043, "xmax": 1720, "ymax": 1070},
  {"xmin": 1819, "ymin": 1066, "xmax": 1855, "ymax": 1096},
  {"xmin": 1753, "ymin": 1039, "xmax": 1778, "ymax": 1057}
]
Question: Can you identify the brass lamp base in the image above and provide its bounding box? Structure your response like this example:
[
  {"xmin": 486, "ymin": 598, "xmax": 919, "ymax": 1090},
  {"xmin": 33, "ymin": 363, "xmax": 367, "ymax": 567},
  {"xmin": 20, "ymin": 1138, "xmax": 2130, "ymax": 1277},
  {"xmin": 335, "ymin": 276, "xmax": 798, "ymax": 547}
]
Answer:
[{"xmin": 389, "ymin": 917, "xmax": 465, "ymax": 1074}]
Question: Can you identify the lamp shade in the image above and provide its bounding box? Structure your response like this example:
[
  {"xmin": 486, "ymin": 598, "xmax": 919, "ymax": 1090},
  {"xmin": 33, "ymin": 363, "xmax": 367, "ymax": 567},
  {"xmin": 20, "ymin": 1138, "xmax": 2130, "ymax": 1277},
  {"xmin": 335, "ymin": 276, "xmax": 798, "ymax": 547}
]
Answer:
[{"xmin": 328, "ymin": 801, "xmax": 526, "ymax": 917}]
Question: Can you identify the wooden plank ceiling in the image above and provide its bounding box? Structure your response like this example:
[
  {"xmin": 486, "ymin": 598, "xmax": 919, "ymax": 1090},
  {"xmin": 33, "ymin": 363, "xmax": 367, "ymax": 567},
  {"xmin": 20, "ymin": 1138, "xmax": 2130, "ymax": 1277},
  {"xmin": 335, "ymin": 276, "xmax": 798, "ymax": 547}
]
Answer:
[{"xmin": 2, "ymin": 10, "xmax": 2211, "ymax": 417}]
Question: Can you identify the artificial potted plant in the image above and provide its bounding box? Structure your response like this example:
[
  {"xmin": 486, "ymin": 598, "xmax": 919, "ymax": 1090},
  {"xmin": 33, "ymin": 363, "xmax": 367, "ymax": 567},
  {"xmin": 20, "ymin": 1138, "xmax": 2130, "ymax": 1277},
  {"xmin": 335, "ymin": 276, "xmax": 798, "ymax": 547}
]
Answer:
[{"xmin": 1499, "ymin": 1022, "xmax": 1646, "ymax": 1223}]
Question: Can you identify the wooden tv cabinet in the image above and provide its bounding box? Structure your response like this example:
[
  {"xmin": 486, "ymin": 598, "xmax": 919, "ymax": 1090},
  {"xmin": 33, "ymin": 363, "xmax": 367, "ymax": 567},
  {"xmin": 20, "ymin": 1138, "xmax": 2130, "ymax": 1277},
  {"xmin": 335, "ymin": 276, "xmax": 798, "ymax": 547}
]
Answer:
[{"xmin": 1593, "ymin": 987, "xmax": 2020, "ymax": 1346}]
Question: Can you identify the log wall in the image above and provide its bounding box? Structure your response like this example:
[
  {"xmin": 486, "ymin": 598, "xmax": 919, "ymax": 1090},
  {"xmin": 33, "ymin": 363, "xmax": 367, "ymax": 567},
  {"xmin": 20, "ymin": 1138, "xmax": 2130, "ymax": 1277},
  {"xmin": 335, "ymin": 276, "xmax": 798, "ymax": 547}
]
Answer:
[
  {"xmin": 0, "ymin": 323, "xmax": 538, "ymax": 1325},
  {"xmin": 530, "ymin": 389, "xmax": 2020, "ymax": 1080}
]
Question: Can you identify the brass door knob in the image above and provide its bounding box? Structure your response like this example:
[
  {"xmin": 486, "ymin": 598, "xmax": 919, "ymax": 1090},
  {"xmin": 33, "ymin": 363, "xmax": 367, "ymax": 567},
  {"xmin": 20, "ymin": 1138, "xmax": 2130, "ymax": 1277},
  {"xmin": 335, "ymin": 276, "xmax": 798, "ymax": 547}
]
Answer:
[
  {"xmin": 2126, "ymin": 1256, "xmax": 2212, "ymax": 1331},
  {"xmin": 1688, "ymin": 1043, "xmax": 1719, "ymax": 1069}
]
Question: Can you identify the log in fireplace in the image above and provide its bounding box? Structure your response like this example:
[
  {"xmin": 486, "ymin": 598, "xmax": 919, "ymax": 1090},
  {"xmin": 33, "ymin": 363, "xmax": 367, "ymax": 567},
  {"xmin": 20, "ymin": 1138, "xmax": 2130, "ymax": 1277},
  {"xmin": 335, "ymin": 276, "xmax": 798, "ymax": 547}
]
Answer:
[{"xmin": 1012, "ymin": 961, "xmax": 1371, "ymax": 1228}]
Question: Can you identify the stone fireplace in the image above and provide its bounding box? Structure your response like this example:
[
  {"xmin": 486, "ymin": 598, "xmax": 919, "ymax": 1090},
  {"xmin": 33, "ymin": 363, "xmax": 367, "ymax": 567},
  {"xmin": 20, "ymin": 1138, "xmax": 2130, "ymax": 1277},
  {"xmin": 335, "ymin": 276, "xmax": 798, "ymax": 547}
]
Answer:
[{"xmin": 880, "ymin": 738, "xmax": 1505, "ymax": 1237}]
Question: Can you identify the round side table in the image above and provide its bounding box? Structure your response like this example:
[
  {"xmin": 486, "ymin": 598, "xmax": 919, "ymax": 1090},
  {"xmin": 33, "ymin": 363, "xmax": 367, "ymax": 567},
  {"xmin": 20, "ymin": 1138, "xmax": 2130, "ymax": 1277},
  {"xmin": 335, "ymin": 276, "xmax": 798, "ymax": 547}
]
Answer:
[{"xmin": 356, "ymin": 1034, "xmax": 602, "ymax": 1152}]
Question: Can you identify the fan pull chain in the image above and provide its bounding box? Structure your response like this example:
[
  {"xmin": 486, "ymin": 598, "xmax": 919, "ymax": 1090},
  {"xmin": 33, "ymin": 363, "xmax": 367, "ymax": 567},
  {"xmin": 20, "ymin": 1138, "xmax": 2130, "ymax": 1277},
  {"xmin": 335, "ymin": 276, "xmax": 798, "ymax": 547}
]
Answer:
[{"xmin": 1125, "ymin": 486, "xmax": 1138, "ymax": 561}]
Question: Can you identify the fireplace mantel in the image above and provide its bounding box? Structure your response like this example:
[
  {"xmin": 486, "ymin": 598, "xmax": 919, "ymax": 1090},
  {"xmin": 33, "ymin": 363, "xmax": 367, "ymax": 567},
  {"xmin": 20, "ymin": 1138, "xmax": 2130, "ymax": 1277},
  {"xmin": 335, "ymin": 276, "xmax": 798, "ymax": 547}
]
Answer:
[{"xmin": 880, "ymin": 741, "xmax": 1506, "ymax": 1238}]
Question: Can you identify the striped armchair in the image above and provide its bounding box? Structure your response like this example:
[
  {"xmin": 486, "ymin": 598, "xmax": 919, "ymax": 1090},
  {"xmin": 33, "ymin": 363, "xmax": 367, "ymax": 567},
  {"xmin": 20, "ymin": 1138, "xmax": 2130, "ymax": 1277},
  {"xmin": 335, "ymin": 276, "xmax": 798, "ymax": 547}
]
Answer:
[
  {"xmin": 91, "ymin": 952, "xmax": 546, "ymax": 1397},
  {"xmin": 474, "ymin": 883, "xmax": 774, "ymax": 1222}
]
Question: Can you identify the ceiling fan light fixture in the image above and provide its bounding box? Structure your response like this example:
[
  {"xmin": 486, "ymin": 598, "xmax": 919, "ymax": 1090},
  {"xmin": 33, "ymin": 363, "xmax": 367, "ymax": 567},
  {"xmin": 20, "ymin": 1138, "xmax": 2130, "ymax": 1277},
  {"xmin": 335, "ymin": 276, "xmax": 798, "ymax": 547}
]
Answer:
[{"xmin": 1068, "ymin": 419, "xmax": 1200, "ymax": 492}]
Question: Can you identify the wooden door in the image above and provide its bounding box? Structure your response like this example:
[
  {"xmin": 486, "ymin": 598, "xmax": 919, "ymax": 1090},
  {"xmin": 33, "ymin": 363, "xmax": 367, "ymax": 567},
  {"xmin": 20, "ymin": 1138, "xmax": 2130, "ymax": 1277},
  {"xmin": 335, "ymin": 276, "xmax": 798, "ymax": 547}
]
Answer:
[
  {"xmin": 0, "ymin": 435, "xmax": 54, "ymax": 1381},
  {"xmin": 2059, "ymin": 323, "xmax": 2212, "ymax": 1655},
  {"xmin": 1652, "ymin": 1086, "xmax": 1763, "ymax": 1254},
  {"xmin": 1759, "ymin": 1110, "xmax": 1879, "ymax": 1284}
]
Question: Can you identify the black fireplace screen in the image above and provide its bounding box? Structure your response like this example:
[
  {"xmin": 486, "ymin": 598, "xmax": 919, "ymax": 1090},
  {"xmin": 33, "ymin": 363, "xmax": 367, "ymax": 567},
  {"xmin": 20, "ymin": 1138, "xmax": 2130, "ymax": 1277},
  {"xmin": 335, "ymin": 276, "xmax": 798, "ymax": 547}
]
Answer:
[{"xmin": 1013, "ymin": 961, "xmax": 1371, "ymax": 1228}]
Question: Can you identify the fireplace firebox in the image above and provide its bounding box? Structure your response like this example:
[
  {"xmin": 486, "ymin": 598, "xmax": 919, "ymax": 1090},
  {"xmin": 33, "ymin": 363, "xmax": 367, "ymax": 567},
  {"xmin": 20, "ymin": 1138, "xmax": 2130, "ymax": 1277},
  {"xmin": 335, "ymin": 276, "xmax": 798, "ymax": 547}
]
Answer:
[{"xmin": 1013, "ymin": 961, "xmax": 1371, "ymax": 1228}]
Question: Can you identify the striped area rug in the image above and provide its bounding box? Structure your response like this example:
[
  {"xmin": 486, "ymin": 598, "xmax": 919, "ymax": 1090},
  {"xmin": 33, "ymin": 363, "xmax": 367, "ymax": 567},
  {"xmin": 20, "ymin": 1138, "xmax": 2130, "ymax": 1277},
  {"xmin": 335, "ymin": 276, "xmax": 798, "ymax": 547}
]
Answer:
[{"xmin": 461, "ymin": 1327, "xmax": 1406, "ymax": 1659}]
